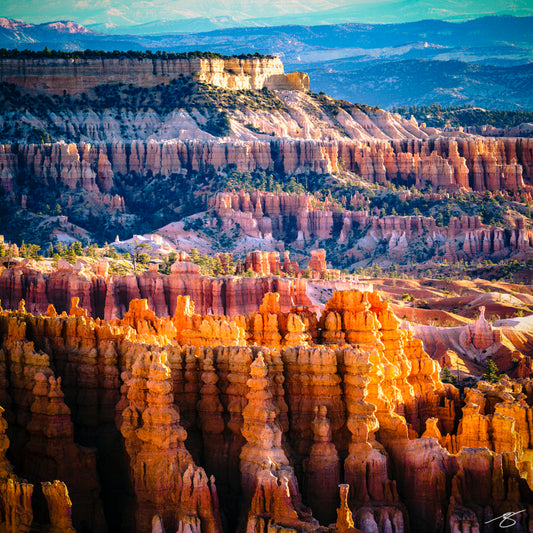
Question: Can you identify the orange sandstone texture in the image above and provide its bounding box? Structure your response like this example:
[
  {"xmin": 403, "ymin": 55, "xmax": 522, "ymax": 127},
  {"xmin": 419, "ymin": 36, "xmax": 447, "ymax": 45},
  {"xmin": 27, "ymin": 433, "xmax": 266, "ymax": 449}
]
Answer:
[
  {"xmin": 0, "ymin": 291, "xmax": 531, "ymax": 532},
  {"xmin": 118, "ymin": 348, "xmax": 222, "ymax": 533},
  {"xmin": 41, "ymin": 480, "xmax": 76, "ymax": 533}
]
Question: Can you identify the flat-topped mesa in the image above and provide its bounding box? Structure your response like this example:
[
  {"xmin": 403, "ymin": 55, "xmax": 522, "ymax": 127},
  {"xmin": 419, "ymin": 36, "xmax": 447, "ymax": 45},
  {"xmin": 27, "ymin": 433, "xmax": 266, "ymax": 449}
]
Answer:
[{"xmin": 0, "ymin": 55, "xmax": 309, "ymax": 95}]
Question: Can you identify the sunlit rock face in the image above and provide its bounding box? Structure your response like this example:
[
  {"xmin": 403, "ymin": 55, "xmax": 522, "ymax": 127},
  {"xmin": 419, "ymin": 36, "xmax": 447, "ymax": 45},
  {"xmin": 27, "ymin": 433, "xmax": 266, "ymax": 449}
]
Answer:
[
  {"xmin": 0, "ymin": 290, "xmax": 532, "ymax": 532},
  {"xmin": 0, "ymin": 261, "xmax": 315, "ymax": 319}
]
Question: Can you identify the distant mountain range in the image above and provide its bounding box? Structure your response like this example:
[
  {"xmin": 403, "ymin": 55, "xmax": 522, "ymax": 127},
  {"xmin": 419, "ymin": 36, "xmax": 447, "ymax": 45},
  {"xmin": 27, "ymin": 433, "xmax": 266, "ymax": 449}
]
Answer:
[
  {"xmin": 1, "ymin": 15, "xmax": 532, "ymax": 110},
  {"xmin": 3, "ymin": 0, "xmax": 533, "ymax": 32},
  {"xmin": 82, "ymin": 1, "xmax": 533, "ymax": 35}
]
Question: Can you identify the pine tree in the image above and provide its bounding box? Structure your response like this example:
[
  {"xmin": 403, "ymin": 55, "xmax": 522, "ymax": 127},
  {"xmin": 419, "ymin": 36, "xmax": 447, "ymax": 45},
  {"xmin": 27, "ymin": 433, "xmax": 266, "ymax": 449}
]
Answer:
[
  {"xmin": 71, "ymin": 241, "xmax": 83, "ymax": 256},
  {"xmin": 189, "ymin": 248, "xmax": 200, "ymax": 263},
  {"xmin": 481, "ymin": 358, "xmax": 501, "ymax": 383},
  {"xmin": 441, "ymin": 366, "xmax": 456, "ymax": 385}
]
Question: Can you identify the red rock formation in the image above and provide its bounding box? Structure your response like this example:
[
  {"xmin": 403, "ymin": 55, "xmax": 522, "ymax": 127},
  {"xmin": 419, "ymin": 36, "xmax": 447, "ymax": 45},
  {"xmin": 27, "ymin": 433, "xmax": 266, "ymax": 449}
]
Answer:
[
  {"xmin": 119, "ymin": 298, "xmax": 176, "ymax": 341},
  {"xmin": 41, "ymin": 481, "xmax": 76, "ymax": 533},
  {"xmin": 0, "ymin": 396, "xmax": 82, "ymax": 533},
  {"xmin": 413, "ymin": 308, "xmax": 530, "ymax": 377},
  {"xmin": 244, "ymin": 251, "xmax": 281, "ymax": 276},
  {"xmin": 217, "ymin": 345, "xmax": 254, "ymax": 505},
  {"xmin": 308, "ymin": 249, "xmax": 327, "ymax": 278},
  {"xmin": 0, "ymin": 290, "xmax": 532, "ymax": 532},
  {"xmin": 197, "ymin": 350, "xmax": 226, "ymax": 479},
  {"xmin": 336, "ymin": 484, "xmax": 362, "ymax": 533},
  {"xmin": 119, "ymin": 347, "xmax": 222, "ymax": 532},
  {"xmin": 459, "ymin": 305, "xmax": 502, "ymax": 352},
  {"xmin": 2, "ymin": 137, "xmax": 531, "ymax": 203},
  {"xmin": 304, "ymin": 405, "xmax": 341, "ymax": 525},
  {"xmin": 337, "ymin": 137, "xmax": 533, "ymax": 191},
  {"xmin": 248, "ymin": 292, "xmax": 283, "ymax": 347},
  {"xmin": 282, "ymin": 346, "xmax": 345, "ymax": 459},
  {"xmin": 0, "ymin": 260, "xmax": 103, "ymax": 317},
  {"xmin": 1, "ymin": 476, "xmax": 34, "ymax": 532},
  {"xmin": 24, "ymin": 372, "xmax": 106, "ymax": 531},
  {"xmin": 0, "ymin": 262, "xmax": 318, "ymax": 319},
  {"xmin": 0, "ymin": 405, "xmax": 33, "ymax": 533},
  {"xmin": 341, "ymin": 345, "xmax": 407, "ymax": 531},
  {"xmin": 213, "ymin": 192, "xmax": 532, "ymax": 267}
]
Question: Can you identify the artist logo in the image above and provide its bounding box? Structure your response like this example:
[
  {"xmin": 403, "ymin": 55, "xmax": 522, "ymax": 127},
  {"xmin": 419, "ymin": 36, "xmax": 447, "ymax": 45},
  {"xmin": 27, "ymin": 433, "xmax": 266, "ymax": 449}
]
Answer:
[{"xmin": 485, "ymin": 510, "xmax": 526, "ymax": 529}]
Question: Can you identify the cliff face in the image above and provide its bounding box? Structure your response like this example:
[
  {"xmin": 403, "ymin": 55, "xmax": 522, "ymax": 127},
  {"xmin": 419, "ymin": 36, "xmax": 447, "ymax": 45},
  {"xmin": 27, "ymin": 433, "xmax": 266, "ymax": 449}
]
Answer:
[
  {"xmin": 0, "ymin": 291, "xmax": 532, "ymax": 532},
  {"xmin": 338, "ymin": 136, "xmax": 532, "ymax": 192},
  {"xmin": 211, "ymin": 190, "xmax": 533, "ymax": 263},
  {"xmin": 1, "ymin": 137, "xmax": 531, "ymax": 198},
  {"xmin": 0, "ymin": 260, "xmax": 315, "ymax": 319},
  {"xmin": 0, "ymin": 56, "xmax": 309, "ymax": 94}
]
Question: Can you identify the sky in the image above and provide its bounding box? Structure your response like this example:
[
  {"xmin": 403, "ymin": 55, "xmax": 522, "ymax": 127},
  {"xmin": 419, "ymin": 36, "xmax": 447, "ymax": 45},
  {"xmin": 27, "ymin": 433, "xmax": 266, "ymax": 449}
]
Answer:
[{"xmin": 2, "ymin": 0, "xmax": 532, "ymax": 29}]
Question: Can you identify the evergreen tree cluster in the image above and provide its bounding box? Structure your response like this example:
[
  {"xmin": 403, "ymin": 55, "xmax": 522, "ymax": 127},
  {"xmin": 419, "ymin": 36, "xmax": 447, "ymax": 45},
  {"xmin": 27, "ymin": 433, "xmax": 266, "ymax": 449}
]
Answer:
[
  {"xmin": 391, "ymin": 103, "xmax": 533, "ymax": 130},
  {"xmin": 0, "ymin": 48, "xmax": 273, "ymax": 61}
]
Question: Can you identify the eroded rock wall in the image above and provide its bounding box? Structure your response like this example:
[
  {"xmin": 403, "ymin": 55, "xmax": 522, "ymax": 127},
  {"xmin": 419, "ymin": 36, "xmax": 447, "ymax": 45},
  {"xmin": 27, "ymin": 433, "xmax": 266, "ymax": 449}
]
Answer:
[
  {"xmin": 0, "ymin": 261, "xmax": 315, "ymax": 319},
  {"xmin": 1, "ymin": 137, "xmax": 532, "ymax": 198},
  {"xmin": 214, "ymin": 190, "xmax": 533, "ymax": 261}
]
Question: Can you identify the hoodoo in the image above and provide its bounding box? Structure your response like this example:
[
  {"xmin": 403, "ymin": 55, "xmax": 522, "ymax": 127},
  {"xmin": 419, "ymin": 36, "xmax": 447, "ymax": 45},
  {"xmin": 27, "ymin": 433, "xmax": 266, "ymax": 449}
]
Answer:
[{"xmin": 0, "ymin": 291, "xmax": 531, "ymax": 531}]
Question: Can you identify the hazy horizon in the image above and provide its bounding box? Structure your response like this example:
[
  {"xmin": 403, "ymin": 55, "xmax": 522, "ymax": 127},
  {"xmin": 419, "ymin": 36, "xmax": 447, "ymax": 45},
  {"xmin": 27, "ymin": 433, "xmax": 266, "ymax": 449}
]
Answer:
[{"xmin": 2, "ymin": 0, "xmax": 533, "ymax": 31}]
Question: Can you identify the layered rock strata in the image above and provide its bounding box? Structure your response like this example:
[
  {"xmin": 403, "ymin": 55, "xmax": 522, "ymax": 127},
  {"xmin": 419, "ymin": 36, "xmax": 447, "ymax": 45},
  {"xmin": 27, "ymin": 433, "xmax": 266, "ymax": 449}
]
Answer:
[
  {"xmin": 0, "ymin": 56, "xmax": 308, "ymax": 94},
  {"xmin": 211, "ymin": 191, "xmax": 533, "ymax": 263},
  {"xmin": 0, "ymin": 260, "xmax": 316, "ymax": 319}
]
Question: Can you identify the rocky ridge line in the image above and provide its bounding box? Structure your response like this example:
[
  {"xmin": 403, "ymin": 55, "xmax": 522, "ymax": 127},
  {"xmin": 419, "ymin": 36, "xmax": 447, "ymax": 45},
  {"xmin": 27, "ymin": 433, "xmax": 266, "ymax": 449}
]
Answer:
[
  {"xmin": 0, "ymin": 56, "xmax": 309, "ymax": 95},
  {"xmin": 1, "ymin": 137, "xmax": 531, "ymax": 196}
]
